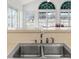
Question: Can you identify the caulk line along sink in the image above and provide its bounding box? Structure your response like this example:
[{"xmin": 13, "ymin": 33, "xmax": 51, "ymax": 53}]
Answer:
[{"xmin": 8, "ymin": 43, "xmax": 71, "ymax": 59}]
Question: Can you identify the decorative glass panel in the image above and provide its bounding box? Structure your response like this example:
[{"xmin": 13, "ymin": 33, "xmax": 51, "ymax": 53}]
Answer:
[
  {"xmin": 61, "ymin": 1, "xmax": 71, "ymax": 9},
  {"xmin": 39, "ymin": 1, "xmax": 55, "ymax": 9}
]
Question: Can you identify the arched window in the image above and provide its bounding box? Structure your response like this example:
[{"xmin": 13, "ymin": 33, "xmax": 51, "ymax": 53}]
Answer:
[
  {"xmin": 39, "ymin": 1, "xmax": 55, "ymax": 9},
  {"xmin": 61, "ymin": 1, "xmax": 71, "ymax": 9},
  {"xmin": 38, "ymin": 1, "xmax": 56, "ymax": 29},
  {"xmin": 60, "ymin": 1, "xmax": 71, "ymax": 29}
]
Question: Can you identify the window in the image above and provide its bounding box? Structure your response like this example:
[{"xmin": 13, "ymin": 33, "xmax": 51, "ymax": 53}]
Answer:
[
  {"xmin": 60, "ymin": 1, "xmax": 71, "ymax": 29},
  {"xmin": 38, "ymin": 12, "xmax": 47, "ymax": 29},
  {"xmin": 23, "ymin": 1, "xmax": 56, "ymax": 30},
  {"xmin": 47, "ymin": 12, "xmax": 56, "ymax": 29},
  {"xmin": 23, "ymin": 12, "xmax": 35, "ymax": 29},
  {"xmin": 22, "ymin": 1, "xmax": 71, "ymax": 30},
  {"xmin": 38, "ymin": 12, "xmax": 56, "ymax": 30},
  {"xmin": 61, "ymin": 1, "xmax": 71, "ymax": 9},
  {"xmin": 38, "ymin": 1, "xmax": 56, "ymax": 30},
  {"xmin": 60, "ymin": 12, "xmax": 71, "ymax": 27},
  {"xmin": 39, "ymin": 1, "xmax": 55, "ymax": 9},
  {"xmin": 7, "ymin": 8, "xmax": 18, "ymax": 30}
]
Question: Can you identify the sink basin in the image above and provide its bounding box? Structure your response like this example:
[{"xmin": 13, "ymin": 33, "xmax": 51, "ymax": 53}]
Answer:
[
  {"xmin": 8, "ymin": 43, "xmax": 71, "ymax": 59},
  {"xmin": 43, "ymin": 44, "xmax": 71, "ymax": 58},
  {"xmin": 13, "ymin": 45, "xmax": 42, "ymax": 58}
]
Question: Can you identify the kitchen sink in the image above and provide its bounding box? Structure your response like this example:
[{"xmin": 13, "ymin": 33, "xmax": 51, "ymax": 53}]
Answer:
[
  {"xmin": 13, "ymin": 44, "xmax": 42, "ymax": 58},
  {"xmin": 8, "ymin": 43, "xmax": 71, "ymax": 59},
  {"xmin": 43, "ymin": 44, "xmax": 70, "ymax": 58}
]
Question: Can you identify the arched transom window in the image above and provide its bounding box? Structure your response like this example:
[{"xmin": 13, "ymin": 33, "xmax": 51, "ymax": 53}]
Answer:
[
  {"xmin": 61, "ymin": 1, "xmax": 71, "ymax": 9},
  {"xmin": 39, "ymin": 1, "xmax": 55, "ymax": 9}
]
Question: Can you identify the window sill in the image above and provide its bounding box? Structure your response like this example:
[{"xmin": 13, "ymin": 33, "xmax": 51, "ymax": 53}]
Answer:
[{"xmin": 7, "ymin": 29, "xmax": 71, "ymax": 33}]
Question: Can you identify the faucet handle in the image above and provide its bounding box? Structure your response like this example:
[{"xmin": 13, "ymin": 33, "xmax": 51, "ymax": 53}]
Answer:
[
  {"xmin": 46, "ymin": 38, "xmax": 49, "ymax": 43},
  {"xmin": 35, "ymin": 40, "xmax": 37, "ymax": 43},
  {"xmin": 50, "ymin": 37, "xmax": 54, "ymax": 43}
]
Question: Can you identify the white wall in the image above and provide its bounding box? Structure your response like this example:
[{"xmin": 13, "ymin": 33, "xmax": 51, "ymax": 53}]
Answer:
[{"xmin": 7, "ymin": 0, "xmax": 22, "ymax": 10}]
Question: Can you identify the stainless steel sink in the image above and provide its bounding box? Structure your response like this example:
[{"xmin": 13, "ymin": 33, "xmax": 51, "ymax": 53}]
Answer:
[
  {"xmin": 13, "ymin": 44, "xmax": 42, "ymax": 58},
  {"xmin": 8, "ymin": 43, "xmax": 71, "ymax": 59},
  {"xmin": 43, "ymin": 44, "xmax": 71, "ymax": 58}
]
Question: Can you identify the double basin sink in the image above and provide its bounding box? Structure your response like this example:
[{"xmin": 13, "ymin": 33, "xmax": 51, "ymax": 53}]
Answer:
[{"xmin": 8, "ymin": 43, "xmax": 71, "ymax": 59}]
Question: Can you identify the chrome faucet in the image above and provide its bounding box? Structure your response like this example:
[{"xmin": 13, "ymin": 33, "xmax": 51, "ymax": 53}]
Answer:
[
  {"xmin": 34, "ymin": 33, "xmax": 43, "ymax": 44},
  {"xmin": 39, "ymin": 31, "xmax": 55, "ymax": 44}
]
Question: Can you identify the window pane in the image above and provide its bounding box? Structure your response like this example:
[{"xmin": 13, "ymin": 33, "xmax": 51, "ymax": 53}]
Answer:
[
  {"xmin": 60, "ymin": 12, "xmax": 71, "ymax": 28},
  {"xmin": 39, "ymin": 12, "xmax": 46, "ymax": 19},
  {"xmin": 23, "ymin": 12, "xmax": 35, "ymax": 29},
  {"xmin": 7, "ymin": 8, "xmax": 18, "ymax": 30}
]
